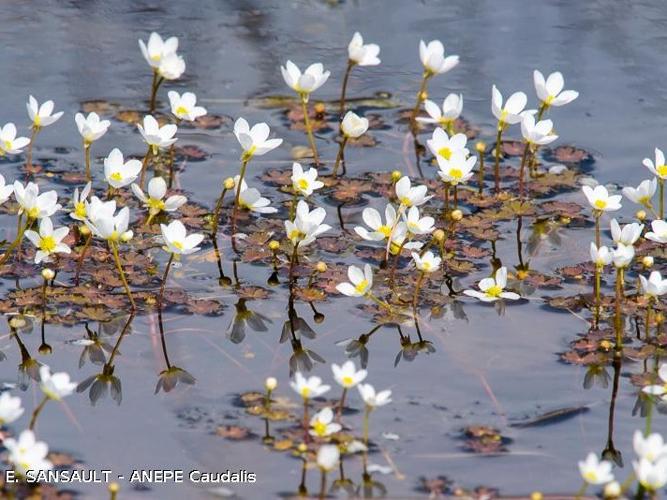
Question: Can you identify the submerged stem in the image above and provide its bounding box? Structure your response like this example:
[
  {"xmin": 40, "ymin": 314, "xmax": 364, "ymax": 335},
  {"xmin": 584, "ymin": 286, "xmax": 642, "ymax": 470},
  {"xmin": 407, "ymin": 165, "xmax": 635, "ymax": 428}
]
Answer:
[
  {"xmin": 332, "ymin": 137, "xmax": 348, "ymax": 178},
  {"xmin": 110, "ymin": 241, "xmax": 136, "ymax": 311},
  {"xmin": 211, "ymin": 188, "xmax": 228, "ymax": 237},
  {"xmin": 231, "ymin": 158, "xmax": 250, "ymax": 245}
]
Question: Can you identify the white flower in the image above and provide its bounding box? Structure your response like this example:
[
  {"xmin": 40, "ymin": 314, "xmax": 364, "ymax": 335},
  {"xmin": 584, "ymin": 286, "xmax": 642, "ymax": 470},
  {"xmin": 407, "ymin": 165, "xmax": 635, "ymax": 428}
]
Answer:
[
  {"xmin": 284, "ymin": 200, "xmax": 330, "ymax": 247},
  {"xmin": 233, "ymin": 118, "xmax": 282, "ymax": 159},
  {"xmin": 412, "ymin": 251, "xmax": 441, "ymax": 273},
  {"xmin": 419, "ymin": 40, "xmax": 459, "ymax": 75},
  {"xmin": 403, "ymin": 206, "xmax": 434, "ymax": 235},
  {"xmin": 233, "ymin": 177, "xmax": 276, "ymax": 214},
  {"xmin": 138, "ymin": 32, "xmax": 178, "ymax": 68},
  {"xmin": 634, "ymin": 430, "xmax": 667, "ymax": 463},
  {"xmin": 336, "ymin": 264, "xmax": 373, "ymax": 297},
  {"xmin": 0, "ymin": 392, "xmax": 24, "ymax": 425},
  {"xmin": 358, "ymin": 383, "xmax": 392, "ymax": 408},
  {"xmin": 533, "ymin": 70, "xmax": 579, "ymax": 107},
  {"xmin": 0, "ymin": 123, "xmax": 30, "ymax": 155},
  {"xmin": 157, "ymin": 51, "xmax": 185, "ymax": 80},
  {"xmin": 160, "ymin": 220, "xmax": 203, "ymax": 255},
  {"xmin": 354, "ymin": 205, "xmax": 398, "ymax": 242},
  {"xmin": 27, "ymin": 96, "xmax": 63, "ymax": 128},
  {"xmin": 291, "ymin": 162, "xmax": 323, "ymax": 197},
  {"xmin": 578, "ymin": 452, "xmax": 614, "ymax": 485},
  {"xmin": 132, "ymin": 177, "xmax": 186, "ymax": 215},
  {"xmin": 341, "ymin": 111, "xmax": 369, "ymax": 138},
  {"xmin": 0, "ymin": 174, "xmax": 14, "ymax": 204},
  {"xmin": 309, "ymin": 407, "xmax": 342, "ymax": 438},
  {"xmin": 104, "ymin": 148, "xmax": 143, "ymax": 188},
  {"xmin": 590, "ymin": 243, "xmax": 612, "ymax": 268},
  {"xmin": 623, "ymin": 178, "xmax": 657, "ymax": 206},
  {"xmin": 4, "ymin": 430, "xmax": 52, "ymax": 477},
  {"xmin": 168, "ymin": 91, "xmax": 207, "ymax": 121},
  {"xmin": 463, "ymin": 266, "xmax": 520, "ymax": 302},
  {"xmin": 70, "ymin": 182, "xmax": 92, "ymax": 221},
  {"xmin": 643, "ymin": 148, "xmax": 667, "ymax": 180},
  {"xmin": 417, "ymin": 94, "xmax": 463, "ymax": 126},
  {"xmin": 138, "ymin": 115, "xmax": 177, "ymax": 151},
  {"xmin": 281, "ymin": 61, "xmax": 330, "ymax": 95},
  {"xmin": 646, "ymin": 219, "xmax": 667, "ymax": 244},
  {"xmin": 13, "ymin": 181, "xmax": 61, "ymax": 220},
  {"xmin": 395, "ymin": 176, "xmax": 431, "ymax": 207},
  {"xmin": 634, "ymin": 457, "xmax": 667, "ymax": 491},
  {"xmin": 612, "ymin": 244, "xmax": 634, "ymax": 269},
  {"xmin": 39, "ymin": 366, "xmax": 76, "ymax": 400},
  {"xmin": 316, "ymin": 444, "xmax": 340, "ymax": 472},
  {"xmin": 75, "ymin": 112, "xmax": 110, "ymax": 144},
  {"xmin": 290, "ymin": 372, "xmax": 330, "ymax": 399},
  {"xmin": 582, "ymin": 185, "xmax": 622, "ymax": 212},
  {"xmin": 643, "ymin": 364, "xmax": 667, "ymax": 399},
  {"xmin": 84, "ymin": 196, "xmax": 117, "ymax": 227},
  {"xmin": 332, "ymin": 360, "xmax": 367, "ymax": 389},
  {"xmin": 427, "ymin": 128, "xmax": 469, "ymax": 162},
  {"xmin": 492, "ymin": 86, "xmax": 527, "ymax": 126},
  {"xmin": 24, "ymin": 217, "xmax": 70, "ymax": 264},
  {"xmin": 389, "ymin": 223, "xmax": 423, "ymax": 255},
  {"xmin": 521, "ymin": 115, "xmax": 558, "ymax": 146},
  {"xmin": 640, "ymin": 271, "xmax": 667, "ymax": 298},
  {"xmin": 265, "ymin": 377, "xmax": 277, "ymax": 391},
  {"xmin": 348, "ymin": 32, "xmax": 380, "ymax": 66},
  {"xmin": 436, "ymin": 151, "xmax": 477, "ymax": 185},
  {"xmin": 610, "ymin": 219, "xmax": 643, "ymax": 246},
  {"xmin": 85, "ymin": 205, "xmax": 132, "ymax": 242}
]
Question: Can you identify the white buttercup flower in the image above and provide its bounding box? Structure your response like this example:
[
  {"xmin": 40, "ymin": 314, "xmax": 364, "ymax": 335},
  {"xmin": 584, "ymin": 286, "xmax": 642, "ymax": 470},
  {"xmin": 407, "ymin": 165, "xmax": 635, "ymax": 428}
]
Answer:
[
  {"xmin": 348, "ymin": 32, "xmax": 380, "ymax": 66},
  {"xmin": 0, "ymin": 392, "xmax": 24, "ymax": 425},
  {"xmin": 4, "ymin": 430, "xmax": 52, "ymax": 477},
  {"xmin": 412, "ymin": 251, "xmax": 441, "ymax": 273},
  {"xmin": 582, "ymin": 185, "xmax": 622, "ymax": 212},
  {"xmin": 634, "ymin": 457, "xmax": 667, "ymax": 491},
  {"xmin": 0, "ymin": 123, "xmax": 30, "ymax": 155},
  {"xmin": 643, "ymin": 364, "xmax": 667, "ymax": 400},
  {"xmin": 168, "ymin": 91, "xmax": 207, "ymax": 121},
  {"xmin": 233, "ymin": 118, "xmax": 282, "ymax": 159},
  {"xmin": 160, "ymin": 220, "xmax": 203, "ymax": 255},
  {"xmin": 284, "ymin": 200, "xmax": 331, "ymax": 247},
  {"xmin": 578, "ymin": 452, "xmax": 614, "ymax": 485},
  {"xmin": 590, "ymin": 243, "xmax": 612, "ymax": 268},
  {"xmin": 341, "ymin": 111, "xmax": 369, "ymax": 138},
  {"xmin": 27, "ymin": 96, "xmax": 63, "ymax": 128},
  {"xmin": 316, "ymin": 445, "xmax": 340, "ymax": 472},
  {"xmin": 157, "ymin": 52, "xmax": 185, "ymax": 80},
  {"xmin": 309, "ymin": 407, "xmax": 342, "ymax": 438},
  {"xmin": 610, "ymin": 219, "xmax": 643, "ymax": 246},
  {"xmin": 70, "ymin": 182, "xmax": 92, "ymax": 221},
  {"xmin": 132, "ymin": 177, "xmax": 187, "ymax": 216},
  {"xmin": 395, "ymin": 176, "xmax": 431, "ymax": 207},
  {"xmin": 622, "ymin": 178, "xmax": 657, "ymax": 206},
  {"xmin": 75, "ymin": 112, "xmax": 110, "ymax": 144},
  {"xmin": 612, "ymin": 244, "xmax": 634, "ymax": 269},
  {"xmin": 138, "ymin": 32, "xmax": 179, "ymax": 68},
  {"xmin": 427, "ymin": 128, "xmax": 469, "ymax": 161},
  {"xmin": 281, "ymin": 61, "xmax": 330, "ymax": 96},
  {"xmin": 24, "ymin": 217, "xmax": 70, "ymax": 264},
  {"xmin": 463, "ymin": 267, "xmax": 520, "ymax": 302},
  {"xmin": 643, "ymin": 148, "xmax": 667, "ymax": 180},
  {"xmin": 290, "ymin": 372, "xmax": 330, "ymax": 400},
  {"xmin": 234, "ymin": 177, "xmax": 277, "ymax": 214},
  {"xmin": 13, "ymin": 181, "xmax": 61, "ymax": 220},
  {"xmin": 533, "ymin": 70, "xmax": 579, "ymax": 107},
  {"xmin": 0, "ymin": 174, "xmax": 14, "ymax": 204},
  {"xmin": 138, "ymin": 115, "xmax": 177, "ymax": 152},
  {"xmin": 337, "ymin": 264, "xmax": 373, "ymax": 297},
  {"xmin": 332, "ymin": 360, "xmax": 367, "ymax": 389},
  {"xmin": 291, "ymin": 162, "xmax": 323, "ymax": 197},
  {"xmin": 634, "ymin": 430, "xmax": 667, "ymax": 463},
  {"xmin": 104, "ymin": 148, "xmax": 143, "ymax": 188},
  {"xmin": 358, "ymin": 383, "xmax": 392, "ymax": 408},
  {"xmin": 492, "ymin": 86, "xmax": 527, "ymax": 126},
  {"xmin": 521, "ymin": 115, "xmax": 558, "ymax": 146},
  {"xmin": 354, "ymin": 205, "xmax": 398, "ymax": 242},
  {"xmin": 417, "ymin": 94, "xmax": 463, "ymax": 127},
  {"xmin": 640, "ymin": 271, "xmax": 667, "ymax": 298},
  {"xmin": 85, "ymin": 205, "xmax": 132, "ymax": 242},
  {"xmin": 419, "ymin": 39, "xmax": 459, "ymax": 75},
  {"xmin": 403, "ymin": 206, "xmax": 434, "ymax": 235},
  {"xmin": 436, "ymin": 151, "xmax": 477, "ymax": 186},
  {"xmin": 39, "ymin": 366, "xmax": 76, "ymax": 400},
  {"xmin": 646, "ymin": 220, "xmax": 667, "ymax": 244}
]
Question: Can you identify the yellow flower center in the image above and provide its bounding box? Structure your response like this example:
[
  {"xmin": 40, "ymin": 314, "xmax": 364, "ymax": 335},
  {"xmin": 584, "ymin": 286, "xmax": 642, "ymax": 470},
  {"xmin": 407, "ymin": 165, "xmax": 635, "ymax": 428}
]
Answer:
[
  {"xmin": 297, "ymin": 178, "xmax": 310, "ymax": 191},
  {"xmin": 312, "ymin": 420, "xmax": 328, "ymax": 437},
  {"xmin": 3, "ymin": 140, "xmax": 12, "ymax": 151},
  {"xmin": 486, "ymin": 284, "xmax": 503, "ymax": 297},
  {"xmin": 583, "ymin": 471, "xmax": 598, "ymax": 483},
  {"xmin": 110, "ymin": 172, "xmax": 123, "ymax": 182},
  {"xmin": 399, "ymin": 196, "xmax": 412, "ymax": 207},
  {"xmin": 438, "ymin": 118, "xmax": 452, "ymax": 127},
  {"xmin": 342, "ymin": 376, "xmax": 354, "ymax": 386},
  {"xmin": 657, "ymin": 165, "xmax": 667, "ymax": 177},
  {"xmin": 354, "ymin": 279, "xmax": 369, "ymax": 293},
  {"xmin": 74, "ymin": 202, "xmax": 86, "ymax": 218},
  {"xmin": 27, "ymin": 207, "xmax": 39, "ymax": 219},
  {"xmin": 300, "ymin": 387, "xmax": 311, "ymax": 398},
  {"xmin": 175, "ymin": 105, "xmax": 189, "ymax": 116},
  {"xmin": 34, "ymin": 115, "xmax": 41, "ymax": 126},
  {"xmin": 449, "ymin": 168, "xmax": 463, "ymax": 180},
  {"xmin": 39, "ymin": 236, "xmax": 57, "ymax": 253},
  {"xmin": 422, "ymin": 262, "xmax": 432, "ymax": 271},
  {"xmin": 594, "ymin": 199, "xmax": 607, "ymax": 210},
  {"xmin": 242, "ymin": 145, "xmax": 257, "ymax": 161},
  {"xmin": 378, "ymin": 225, "xmax": 392, "ymax": 238},
  {"xmin": 173, "ymin": 241, "xmax": 184, "ymax": 250},
  {"xmin": 289, "ymin": 229, "xmax": 305, "ymax": 241},
  {"xmin": 437, "ymin": 146, "xmax": 452, "ymax": 160},
  {"xmin": 499, "ymin": 110, "xmax": 508, "ymax": 124},
  {"xmin": 545, "ymin": 95, "xmax": 555, "ymax": 106},
  {"xmin": 147, "ymin": 198, "xmax": 166, "ymax": 212}
]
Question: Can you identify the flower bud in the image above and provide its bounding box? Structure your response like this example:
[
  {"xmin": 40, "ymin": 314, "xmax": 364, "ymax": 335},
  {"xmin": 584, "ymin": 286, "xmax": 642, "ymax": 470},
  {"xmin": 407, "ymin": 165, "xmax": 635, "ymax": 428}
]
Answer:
[
  {"xmin": 642, "ymin": 255, "xmax": 654, "ymax": 269},
  {"xmin": 108, "ymin": 483, "xmax": 120, "ymax": 494},
  {"xmin": 636, "ymin": 209, "xmax": 647, "ymax": 221},
  {"xmin": 120, "ymin": 231, "xmax": 133, "ymax": 243},
  {"xmin": 41, "ymin": 268, "xmax": 55, "ymax": 281},
  {"xmin": 530, "ymin": 493, "xmax": 543, "ymax": 500},
  {"xmin": 315, "ymin": 261, "xmax": 327, "ymax": 273},
  {"xmin": 517, "ymin": 269, "xmax": 529, "ymax": 280},
  {"xmin": 268, "ymin": 240, "xmax": 280, "ymax": 252},
  {"xmin": 391, "ymin": 170, "xmax": 402, "ymax": 182},
  {"xmin": 603, "ymin": 481, "xmax": 621, "ymax": 499},
  {"xmin": 433, "ymin": 229, "xmax": 445, "ymax": 242},
  {"xmin": 9, "ymin": 316, "xmax": 26, "ymax": 329},
  {"xmin": 79, "ymin": 224, "xmax": 91, "ymax": 236},
  {"xmin": 297, "ymin": 442, "xmax": 308, "ymax": 453},
  {"xmin": 265, "ymin": 377, "xmax": 277, "ymax": 391},
  {"xmin": 224, "ymin": 177, "xmax": 235, "ymax": 190},
  {"xmin": 450, "ymin": 209, "xmax": 463, "ymax": 221},
  {"xmin": 38, "ymin": 343, "xmax": 53, "ymax": 355},
  {"xmin": 599, "ymin": 339, "xmax": 613, "ymax": 351},
  {"xmin": 475, "ymin": 141, "xmax": 486, "ymax": 153},
  {"xmin": 314, "ymin": 102, "xmax": 326, "ymax": 115}
]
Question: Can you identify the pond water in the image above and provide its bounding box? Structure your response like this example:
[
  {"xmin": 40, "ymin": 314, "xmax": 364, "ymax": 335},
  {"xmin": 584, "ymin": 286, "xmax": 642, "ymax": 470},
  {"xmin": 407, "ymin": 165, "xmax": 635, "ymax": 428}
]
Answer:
[{"xmin": 1, "ymin": 0, "xmax": 667, "ymax": 498}]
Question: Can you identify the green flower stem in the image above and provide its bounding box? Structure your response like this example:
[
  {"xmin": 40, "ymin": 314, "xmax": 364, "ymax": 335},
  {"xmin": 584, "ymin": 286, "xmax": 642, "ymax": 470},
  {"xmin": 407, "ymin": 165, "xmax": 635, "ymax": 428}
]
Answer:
[
  {"xmin": 84, "ymin": 141, "xmax": 92, "ymax": 182},
  {"xmin": 659, "ymin": 178, "xmax": 665, "ymax": 219},
  {"xmin": 29, "ymin": 395, "xmax": 49, "ymax": 431},
  {"xmin": 493, "ymin": 127, "xmax": 503, "ymax": 194},
  {"xmin": 148, "ymin": 69, "xmax": 164, "ymax": 114},
  {"xmin": 594, "ymin": 264, "xmax": 602, "ymax": 330},
  {"xmin": 74, "ymin": 232, "xmax": 92, "ymax": 286},
  {"xmin": 518, "ymin": 142, "xmax": 531, "ymax": 199},
  {"xmin": 211, "ymin": 187, "xmax": 228, "ymax": 237},
  {"xmin": 303, "ymin": 397, "xmax": 310, "ymax": 444},
  {"xmin": 339, "ymin": 60, "xmax": 354, "ymax": 117},
  {"xmin": 412, "ymin": 271, "xmax": 425, "ymax": 312},
  {"xmin": 138, "ymin": 145, "xmax": 153, "ymax": 190},
  {"xmin": 574, "ymin": 482, "xmax": 587, "ymax": 500},
  {"xmin": 318, "ymin": 470, "xmax": 327, "ymax": 500},
  {"xmin": 25, "ymin": 126, "xmax": 39, "ymax": 174},
  {"xmin": 614, "ymin": 267, "xmax": 625, "ymax": 348},
  {"xmin": 646, "ymin": 296, "xmax": 653, "ymax": 340},
  {"xmin": 477, "ymin": 149, "xmax": 485, "ymax": 195},
  {"xmin": 337, "ymin": 387, "xmax": 347, "ymax": 421},
  {"xmin": 300, "ymin": 93, "xmax": 320, "ymax": 166},
  {"xmin": 0, "ymin": 217, "xmax": 30, "ymax": 267},
  {"xmin": 410, "ymin": 71, "xmax": 432, "ymax": 133},
  {"xmin": 231, "ymin": 157, "xmax": 251, "ymax": 245},
  {"xmin": 332, "ymin": 137, "xmax": 348, "ymax": 178},
  {"xmin": 110, "ymin": 241, "xmax": 136, "ymax": 311}
]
